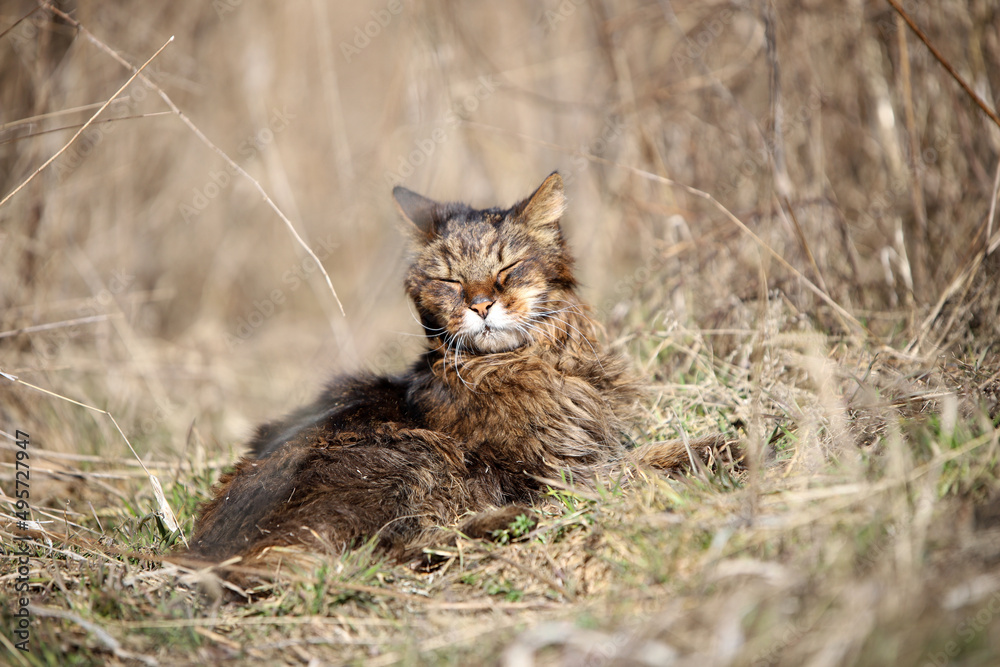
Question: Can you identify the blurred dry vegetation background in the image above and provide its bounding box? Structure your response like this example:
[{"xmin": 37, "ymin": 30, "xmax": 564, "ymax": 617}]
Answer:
[{"xmin": 2, "ymin": 0, "xmax": 1000, "ymax": 664}]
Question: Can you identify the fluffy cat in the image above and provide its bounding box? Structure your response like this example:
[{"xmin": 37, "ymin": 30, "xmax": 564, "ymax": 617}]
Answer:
[{"xmin": 187, "ymin": 173, "xmax": 646, "ymax": 566}]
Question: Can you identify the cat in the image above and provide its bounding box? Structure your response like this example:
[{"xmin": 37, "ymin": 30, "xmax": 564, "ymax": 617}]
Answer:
[{"xmin": 186, "ymin": 173, "xmax": 709, "ymax": 570}]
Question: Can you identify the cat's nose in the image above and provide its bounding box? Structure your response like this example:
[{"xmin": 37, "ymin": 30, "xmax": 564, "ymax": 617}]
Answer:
[{"xmin": 469, "ymin": 296, "xmax": 494, "ymax": 319}]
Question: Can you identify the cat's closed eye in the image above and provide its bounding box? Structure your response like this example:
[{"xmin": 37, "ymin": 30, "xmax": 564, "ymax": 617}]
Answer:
[{"xmin": 496, "ymin": 262, "xmax": 520, "ymax": 287}]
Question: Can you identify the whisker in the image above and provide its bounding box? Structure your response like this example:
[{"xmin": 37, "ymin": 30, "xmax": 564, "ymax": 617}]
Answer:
[
  {"xmin": 389, "ymin": 330, "xmax": 442, "ymax": 339},
  {"xmin": 453, "ymin": 333, "xmax": 474, "ymax": 390},
  {"xmin": 532, "ymin": 305, "xmax": 585, "ymax": 317},
  {"xmin": 441, "ymin": 336, "xmax": 452, "ymax": 380},
  {"xmin": 518, "ymin": 320, "xmax": 558, "ymax": 345},
  {"xmin": 540, "ymin": 299, "xmax": 587, "ymax": 314},
  {"xmin": 405, "ymin": 302, "xmax": 448, "ymax": 337},
  {"xmin": 531, "ymin": 312, "xmax": 604, "ymax": 370}
]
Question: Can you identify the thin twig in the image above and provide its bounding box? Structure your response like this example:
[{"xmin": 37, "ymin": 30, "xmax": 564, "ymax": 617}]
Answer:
[
  {"xmin": 0, "ymin": 99, "xmax": 139, "ymax": 131},
  {"xmin": 0, "ymin": 369, "xmax": 186, "ymax": 546},
  {"xmin": 0, "ymin": 36, "xmax": 174, "ymax": 209},
  {"xmin": 43, "ymin": 3, "xmax": 345, "ymax": 317},
  {"xmin": 29, "ymin": 606, "xmax": 158, "ymax": 666},
  {"xmin": 907, "ymin": 159, "xmax": 1000, "ymax": 353},
  {"xmin": 0, "ymin": 630, "xmax": 31, "ymax": 667},
  {"xmin": 0, "ymin": 112, "xmax": 172, "ymax": 146},
  {"xmin": 886, "ymin": 0, "xmax": 1000, "ymax": 131},
  {"xmin": 0, "ymin": 313, "xmax": 117, "ymax": 339},
  {"xmin": 0, "ymin": 4, "xmax": 44, "ymax": 41},
  {"xmin": 781, "ymin": 195, "xmax": 828, "ymax": 295}
]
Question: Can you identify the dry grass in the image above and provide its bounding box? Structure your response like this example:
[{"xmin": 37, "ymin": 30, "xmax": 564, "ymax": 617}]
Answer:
[{"xmin": 2, "ymin": 0, "xmax": 1000, "ymax": 664}]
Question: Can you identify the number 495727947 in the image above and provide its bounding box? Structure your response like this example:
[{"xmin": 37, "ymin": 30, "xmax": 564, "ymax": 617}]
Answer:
[{"xmin": 14, "ymin": 430, "xmax": 29, "ymax": 520}]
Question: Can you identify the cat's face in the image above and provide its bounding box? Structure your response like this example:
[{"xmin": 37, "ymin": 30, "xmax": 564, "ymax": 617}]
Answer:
[{"xmin": 396, "ymin": 173, "xmax": 577, "ymax": 355}]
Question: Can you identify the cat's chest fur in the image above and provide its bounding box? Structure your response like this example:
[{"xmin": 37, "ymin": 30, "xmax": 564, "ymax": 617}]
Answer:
[{"xmin": 408, "ymin": 337, "xmax": 635, "ymax": 496}]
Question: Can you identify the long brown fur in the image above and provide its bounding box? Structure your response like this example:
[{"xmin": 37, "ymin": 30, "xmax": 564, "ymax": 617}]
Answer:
[{"xmin": 186, "ymin": 173, "xmax": 705, "ymax": 570}]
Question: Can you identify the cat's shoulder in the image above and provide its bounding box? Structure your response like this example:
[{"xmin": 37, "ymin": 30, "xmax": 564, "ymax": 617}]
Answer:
[{"xmin": 249, "ymin": 372, "xmax": 414, "ymax": 458}]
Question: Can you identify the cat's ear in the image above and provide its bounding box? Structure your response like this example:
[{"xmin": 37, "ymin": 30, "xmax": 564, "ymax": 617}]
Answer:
[
  {"xmin": 517, "ymin": 172, "xmax": 566, "ymax": 230},
  {"xmin": 393, "ymin": 186, "xmax": 440, "ymax": 238}
]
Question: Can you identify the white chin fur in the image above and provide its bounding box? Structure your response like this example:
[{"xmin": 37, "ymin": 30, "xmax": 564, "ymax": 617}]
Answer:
[{"xmin": 459, "ymin": 303, "xmax": 527, "ymax": 353}]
